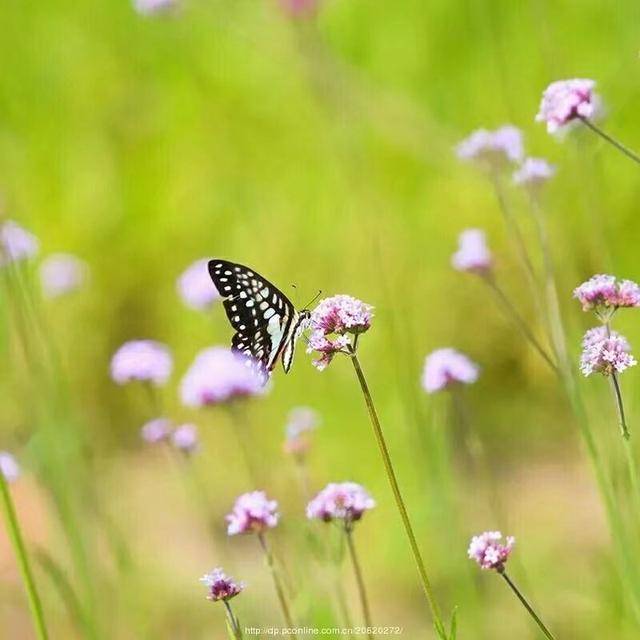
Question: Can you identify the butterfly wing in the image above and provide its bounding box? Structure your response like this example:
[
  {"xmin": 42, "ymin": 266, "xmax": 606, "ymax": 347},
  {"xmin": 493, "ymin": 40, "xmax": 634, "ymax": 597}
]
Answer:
[{"xmin": 208, "ymin": 259, "xmax": 295, "ymax": 380}]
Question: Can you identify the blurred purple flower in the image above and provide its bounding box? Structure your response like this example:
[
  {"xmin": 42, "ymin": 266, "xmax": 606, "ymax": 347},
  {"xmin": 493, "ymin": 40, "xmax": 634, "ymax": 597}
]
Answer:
[
  {"xmin": 468, "ymin": 531, "xmax": 515, "ymax": 571},
  {"xmin": 422, "ymin": 348, "xmax": 479, "ymax": 394},
  {"xmin": 573, "ymin": 274, "xmax": 640, "ymax": 317},
  {"xmin": 171, "ymin": 423, "xmax": 199, "ymax": 454},
  {"xmin": 580, "ymin": 328, "xmax": 636, "ymax": 377},
  {"xmin": 0, "ymin": 220, "xmax": 39, "ymax": 266},
  {"xmin": 456, "ymin": 125, "xmax": 523, "ymax": 167},
  {"xmin": 0, "ymin": 452, "xmax": 20, "ymax": 483},
  {"xmin": 177, "ymin": 258, "xmax": 220, "ymax": 311},
  {"xmin": 110, "ymin": 340, "xmax": 173, "ymax": 386},
  {"xmin": 180, "ymin": 347, "xmax": 263, "ymax": 407},
  {"xmin": 226, "ymin": 491, "xmax": 279, "ymax": 536},
  {"xmin": 306, "ymin": 482, "xmax": 375, "ymax": 526},
  {"xmin": 279, "ymin": 0, "xmax": 318, "ymax": 18},
  {"xmin": 200, "ymin": 567, "xmax": 244, "ymax": 602},
  {"xmin": 40, "ymin": 253, "xmax": 88, "ymax": 298},
  {"xmin": 451, "ymin": 229, "xmax": 492, "ymax": 274},
  {"xmin": 140, "ymin": 417, "xmax": 172, "ymax": 444},
  {"xmin": 513, "ymin": 158, "xmax": 556, "ymax": 188},
  {"xmin": 536, "ymin": 79, "xmax": 598, "ymax": 133},
  {"xmin": 134, "ymin": 0, "xmax": 176, "ymax": 16},
  {"xmin": 283, "ymin": 406, "xmax": 320, "ymax": 457}
]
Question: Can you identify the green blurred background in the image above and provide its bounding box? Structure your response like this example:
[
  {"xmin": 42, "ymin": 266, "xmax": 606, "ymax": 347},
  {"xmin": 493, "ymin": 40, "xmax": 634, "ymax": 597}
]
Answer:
[{"xmin": 2, "ymin": 0, "xmax": 640, "ymax": 637}]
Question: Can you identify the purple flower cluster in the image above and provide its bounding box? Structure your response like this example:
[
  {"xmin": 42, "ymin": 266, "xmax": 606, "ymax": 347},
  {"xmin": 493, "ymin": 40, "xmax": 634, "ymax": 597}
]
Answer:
[
  {"xmin": 40, "ymin": 253, "xmax": 88, "ymax": 298},
  {"xmin": 451, "ymin": 229, "xmax": 493, "ymax": 275},
  {"xmin": 0, "ymin": 220, "xmax": 39, "ymax": 266},
  {"xmin": 177, "ymin": 259, "xmax": 220, "ymax": 311},
  {"xmin": 456, "ymin": 125, "xmax": 523, "ymax": 168},
  {"xmin": 226, "ymin": 491, "xmax": 279, "ymax": 536},
  {"xmin": 140, "ymin": 418, "xmax": 200, "ymax": 454},
  {"xmin": 468, "ymin": 531, "xmax": 515, "ymax": 571},
  {"xmin": 536, "ymin": 79, "xmax": 598, "ymax": 133},
  {"xmin": 512, "ymin": 157, "xmax": 556, "ymax": 188},
  {"xmin": 422, "ymin": 349, "xmax": 479, "ymax": 394},
  {"xmin": 283, "ymin": 407, "xmax": 320, "ymax": 457},
  {"xmin": 133, "ymin": 0, "xmax": 176, "ymax": 16},
  {"xmin": 580, "ymin": 328, "xmax": 636, "ymax": 377},
  {"xmin": 306, "ymin": 482, "xmax": 375, "ymax": 525},
  {"xmin": 140, "ymin": 418, "xmax": 172, "ymax": 444},
  {"xmin": 171, "ymin": 423, "xmax": 199, "ymax": 454},
  {"xmin": 200, "ymin": 568, "xmax": 244, "ymax": 602},
  {"xmin": 110, "ymin": 340, "xmax": 173, "ymax": 386},
  {"xmin": 307, "ymin": 295, "xmax": 373, "ymax": 370},
  {"xmin": 279, "ymin": 0, "xmax": 318, "ymax": 18},
  {"xmin": 0, "ymin": 451, "xmax": 20, "ymax": 483},
  {"xmin": 573, "ymin": 275, "xmax": 640, "ymax": 316},
  {"xmin": 180, "ymin": 347, "xmax": 263, "ymax": 407}
]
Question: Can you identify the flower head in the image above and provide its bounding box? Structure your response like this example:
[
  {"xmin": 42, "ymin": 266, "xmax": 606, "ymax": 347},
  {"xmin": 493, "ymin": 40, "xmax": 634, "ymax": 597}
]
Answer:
[
  {"xmin": 226, "ymin": 491, "xmax": 279, "ymax": 536},
  {"xmin": 456, "ymin": 125, "xmax": 523, "ymax": 168},
  {"xmin": 306, "ymin": 332, "xmax": 350, "ymax": 371},
  {"xmin": 200, "ymin": 568, "xmax": 244, "ymax": 602},
  {"xmin": 0, "ymin": 452, "xmax": 20, "ymax": 483},
  {"xmin": 573, "ymin": 274, "xmax": 640, "ymax": 318},
  {"xmin": 110, "ymin": 340, "xmax": 173, "ymax": 386},
  {"xmin": 451, "ymin": 229, "xmax": 492, "ymax": 274},
  {"xmin": 140, "ymin": 417, "xmax": 172, "ymax": 444},
  {"xmin": 468, "ymin": 531, "xmax": 515, "ymax": 571},
  {"xmin": 513, "ymin": 158, "xmax": 556, "ymax": 188},
  {"xmin": 422, "ymin": 348, "xmax": 480, "ymax": 394},
  {"xmin": 580, "ymin": 328, "xmax": 636, "ymax": 377},
  {"xmin": 536, "ymin": 79, "xmax": 598, "ymax": 133},
  {"xmin": 171, "ymin": 423, "xmax": 199, "ymax": 454},
  {"xmin": 177, "ymin": 259, "xmax": 220, "ymax": 311},
  {"xmin": 279, "ymin": 0, "xmax": 318, "ymax": 18},
  {"xmin": 283, "ymin": 407, "xmax": 320, "ymax": 457},
  {"xmin": 134, "ymin": 0, "xmax": 177, "ymax": 15},
  {"xmin": 180, "ymin": 347, "xmax": 263, "ymax": 407},
  {"xmin": 40, "ymin": 253, "xmax": 88, "ymax": 298},
  {"xmin": 306, "ymin": 482, "xmax": 375, "ymax": 526},
  {"xmin": 0, "ymin": 220, "xmax": 39, "ymax": 266}
]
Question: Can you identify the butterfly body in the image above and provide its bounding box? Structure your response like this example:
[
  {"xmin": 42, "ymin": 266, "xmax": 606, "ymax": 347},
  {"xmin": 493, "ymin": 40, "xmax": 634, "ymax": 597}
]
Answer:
[{"xmin": 208, "ymin": 259, "xmax": 310, "ymax": 382}]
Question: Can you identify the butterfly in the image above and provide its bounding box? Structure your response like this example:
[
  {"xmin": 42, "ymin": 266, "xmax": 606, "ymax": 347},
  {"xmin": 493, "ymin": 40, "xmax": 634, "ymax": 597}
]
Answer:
[{"xmin": 208, "ymin": 259, "xmax": 312, "ymax": 383}]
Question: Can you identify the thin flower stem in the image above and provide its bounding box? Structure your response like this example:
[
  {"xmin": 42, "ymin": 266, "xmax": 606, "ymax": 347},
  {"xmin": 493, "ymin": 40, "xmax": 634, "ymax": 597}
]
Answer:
[
  {"xmin": 580, "ymin": 117, "xmax": 640, "ymax": 166},
  {"xmin": 223, "ymin": 600, "xmax": 244, "ymax": 639},
  {"xmin": 610, "ymin": 373, "xmax": 630, "ymax": 440},
  {"xmin": 345, "ymin": 527, "xmax": 374, "ymax": 639},
  {"xmin": 0, "ymin": 472, "xmax": 49, "ymax": 640},
  {"xmin": 257, "ymin": 532, "xmax": 298, "ymax": 639},
  {"xmin": 482, "ymin": 276, "xmax": 559, "ymax": 374},
  {"xmin": 349, "ymin": 352, "xmax": 444, "ymax": 628},
  {"xmin": 499, "ymin": 570, "xmax": 556, "ymax": 640}
]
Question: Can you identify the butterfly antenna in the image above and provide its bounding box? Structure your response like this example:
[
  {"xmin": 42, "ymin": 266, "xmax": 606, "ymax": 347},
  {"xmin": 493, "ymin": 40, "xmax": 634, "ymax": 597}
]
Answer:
[{"xmin": 303, "ymin": 289, "xmax": 322, "ymax": 310}]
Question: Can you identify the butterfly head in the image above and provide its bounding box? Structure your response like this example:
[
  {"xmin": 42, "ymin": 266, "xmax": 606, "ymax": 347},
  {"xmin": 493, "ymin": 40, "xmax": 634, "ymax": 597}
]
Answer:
[{"xmin": 299, "ymin": 309, "xmax": 312, "ymax": 329}]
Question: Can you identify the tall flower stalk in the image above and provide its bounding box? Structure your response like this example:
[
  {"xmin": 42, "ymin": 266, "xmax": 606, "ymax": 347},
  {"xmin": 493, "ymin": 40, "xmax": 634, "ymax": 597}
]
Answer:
[
  {"xmin": 0, "ymin": 465, "xmax": 49, "ymax": 640},
  {"xmin": 200, "ymin": 567, "xmax": 244, "ymax": 639},
  {"xmin": 306, "ymin": 295, "xmax": 448, "ymax": 634}
]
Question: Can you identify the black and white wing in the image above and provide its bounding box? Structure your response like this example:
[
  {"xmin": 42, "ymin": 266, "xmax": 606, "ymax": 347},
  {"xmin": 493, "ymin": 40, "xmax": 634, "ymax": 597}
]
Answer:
[{"xmin": 208, "ymin": 259, "xmax": 299, "ymax": 381}]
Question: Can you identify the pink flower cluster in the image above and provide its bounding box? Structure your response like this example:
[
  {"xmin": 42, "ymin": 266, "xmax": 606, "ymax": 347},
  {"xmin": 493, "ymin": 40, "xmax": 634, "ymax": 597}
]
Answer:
[
  {"xmin": 580, "ymin": 327, "xmax": 636, "ymax": 377},
  {"xmin": 140, "ymin": 417, "xmax": 172, "ymax": 444},
  {"xmin": 422, "ymin": 349, "xmax": 479, "ymax": 394},
  {"xmin": 200, "ymin": 568, "xmax": 244, "ymax": 602},
  {"xmin": 283, "ymin": 407, "xmax": 320, "ymax": 457},
  {"xmin": 279, "ymin": 0, "xmax": 318, "ymax": 18},
  {"xmin": 177, "ymin": 258, "xmax": 220, "ymax": 311},
  {"xmin": 536, "ymin": 79, "xmax": 598, "ymax": 133},
  {"xmin": 226, "ymin": 491, "xmax": 279, "ymax": 536},
  {"xmin": 573, "ymin": 274, "xmax": 640, "ymax": 316},
  {"xmin": 468, "ymin": 531, "xmax": 515, "ymax": 571},
  {"xmin": 306, "ymin": 482, "xmax": 375, "ymax": 525},
  {"xmin": 140, "ymin": 418, "xmax": 199, "ymax": 454},
  {"xmin": 40, "ymin": 253, "xmax": 88, "ymax": 298},
  {"xmin": 0, "ymin": 220, "xmax": 39, "ymax": 266},
  {"xmin": 512, "ymin": 157, "xmax": 556, "ymax": 188},
  {"xmin": 134, "ymin": 0, "xmax": 177, "ymax": 16},
  {"xmin": 110, "ymin": 340, "xmax": 173, "ymax": 386},
  {"xmin": 0, "ymin": 451, "xmax": 20, "ymax": 483},
  {"xmin": 180, "ymin": 347, "xmax": 263, "ymax": 407},
  {"xmin": 456, "ymin": 125, "xmax": 523, "ymax": 167},
  {"xmin": 451, "ymin": 229, "xmax": 492, "ymax": 275},
  {"xmin": 307, "ymin": 295, "xmax": 373, "ymax": 370}
]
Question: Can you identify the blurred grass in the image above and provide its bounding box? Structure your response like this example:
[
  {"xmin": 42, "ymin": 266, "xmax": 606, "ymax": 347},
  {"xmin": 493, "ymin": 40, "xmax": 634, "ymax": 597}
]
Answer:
[{"xmin": 2, "ymin": 0, "xmax": 640, "ymax": 637}]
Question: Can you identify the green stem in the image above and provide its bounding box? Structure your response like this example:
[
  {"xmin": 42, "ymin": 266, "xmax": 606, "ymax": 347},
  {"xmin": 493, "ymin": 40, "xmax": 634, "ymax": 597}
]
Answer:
[
  {"xmin": 580, "ymin": 117, "xmax": 640, "ymax": 166},
  {"xmin": 257, "ymin": 532, "xmax": 297, "ymax": 638},
  {"xmin": 349, "ymin": 352, "xmax": 444, "ymax": 628},
  {"xmin": 610, "ymin": 373, "xmax": 630, "ymax": 440},
  {"xmin": 0, "ymin": 472, "xmax": 49, "ymax": 639},
  {"xmin": 499, "ymin": 570, "xmax": 556, "ymax": 640},
  {"xmin": 345, "ymin": 527, "xmax": 374, "ymax": 639},
  {"xmin": 223, "ymin": 600, "xmax": 243, "ymax": 639},
  {"xmin": 483, "ymin": 276, "xmax": 558, "ymax": 374}
]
